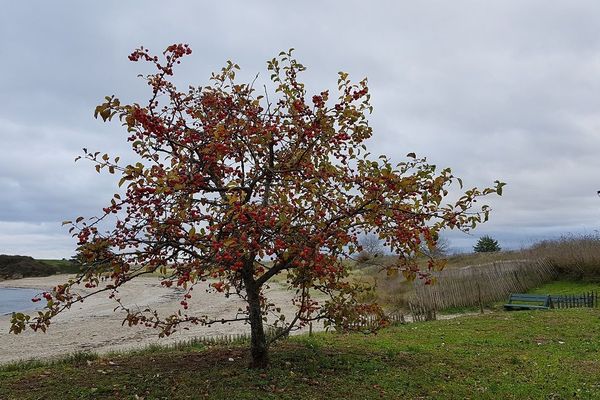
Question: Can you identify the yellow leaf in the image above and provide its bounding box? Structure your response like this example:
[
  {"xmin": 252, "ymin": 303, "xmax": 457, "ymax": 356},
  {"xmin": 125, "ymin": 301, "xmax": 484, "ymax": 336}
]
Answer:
[
  {"xmin": 386, "ymin": 268, "xmax": 398, "ymax": 278},
  {"xmin": 223, "ymin": 238, "xmax": 236, "ymax": 247}
]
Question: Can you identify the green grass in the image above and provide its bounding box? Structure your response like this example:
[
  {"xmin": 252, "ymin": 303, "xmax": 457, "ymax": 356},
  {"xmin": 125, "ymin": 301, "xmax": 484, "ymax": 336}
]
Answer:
[
  {"xmin": 2, "ymin": 309, "xmax": 600, "ymax": 399},
  {"xmin": 483, "ymin": 280, "xmax": 600, "ymax": 310},
  {"xmin": 36, "ymin": 259, "xmax": 82, "ymax": 274},
  {"xmin": 528, "ymin": 280, "xmax": 600, "ymax": 296},
  {"xmin": 0, "ymin": 352, "xmax": 99, "ymax": 374}
]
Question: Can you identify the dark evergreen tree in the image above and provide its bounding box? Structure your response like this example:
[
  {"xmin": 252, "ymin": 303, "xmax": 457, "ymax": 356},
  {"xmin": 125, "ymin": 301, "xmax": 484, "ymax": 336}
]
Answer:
[{"xmin": 473, "ymin": 235, "xmax": 501, "ymax": 252}]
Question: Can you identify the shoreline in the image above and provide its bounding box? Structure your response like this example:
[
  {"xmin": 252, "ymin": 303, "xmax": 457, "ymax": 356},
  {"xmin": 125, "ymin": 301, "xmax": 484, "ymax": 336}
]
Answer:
[
  {"xmin": 0, "ymin": 285, "xmax": 48, "ymax": 317},
  {"xmin": 0, "ymin": 275, "xmax": 472, "ymax": 365},
  {"xmin": 0, "ymin": 274, "xmax": 310, "ymax": 364}
]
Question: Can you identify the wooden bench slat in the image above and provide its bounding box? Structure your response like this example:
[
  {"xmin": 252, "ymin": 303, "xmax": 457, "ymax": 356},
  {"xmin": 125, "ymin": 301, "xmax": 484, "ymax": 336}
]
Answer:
[{"xmin": 504, "ymin": 293, "xmax": 551, "ymax": 311}]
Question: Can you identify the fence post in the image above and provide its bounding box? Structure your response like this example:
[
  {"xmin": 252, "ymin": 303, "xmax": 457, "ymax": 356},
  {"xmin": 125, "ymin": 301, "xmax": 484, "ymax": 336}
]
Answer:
[{"xmin": 477, "ymin": 283, "xmax": 484, "ymax": 314}]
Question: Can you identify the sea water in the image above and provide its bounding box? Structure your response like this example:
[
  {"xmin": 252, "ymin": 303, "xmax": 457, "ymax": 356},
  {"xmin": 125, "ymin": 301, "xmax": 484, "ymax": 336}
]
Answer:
[{"xmin": 0, "ymin": 287, "xmax": 43, "ymax": 315}]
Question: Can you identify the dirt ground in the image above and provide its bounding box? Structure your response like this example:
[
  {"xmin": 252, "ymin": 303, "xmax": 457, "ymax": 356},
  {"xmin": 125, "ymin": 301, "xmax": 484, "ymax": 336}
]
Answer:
[{"xmin": 0, "ymin": 275, "xmax": 310, "ymax": 364}]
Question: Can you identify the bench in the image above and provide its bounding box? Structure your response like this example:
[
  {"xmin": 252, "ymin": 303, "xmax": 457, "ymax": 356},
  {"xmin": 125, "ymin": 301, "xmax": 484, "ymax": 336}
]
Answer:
[{"xmin": 503, "ymin": 294, "xmax": 552, "ymax": 311}]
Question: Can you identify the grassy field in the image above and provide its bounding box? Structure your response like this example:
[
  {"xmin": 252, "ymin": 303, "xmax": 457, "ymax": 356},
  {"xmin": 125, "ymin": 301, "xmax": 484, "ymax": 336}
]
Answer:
[
  {"xmin": 528, "ymin": 280, "xmax": 600, "ymax": 295},
  {"xmin": 2, "ymin": 308, "xmax": 599, "ymax": 399}
]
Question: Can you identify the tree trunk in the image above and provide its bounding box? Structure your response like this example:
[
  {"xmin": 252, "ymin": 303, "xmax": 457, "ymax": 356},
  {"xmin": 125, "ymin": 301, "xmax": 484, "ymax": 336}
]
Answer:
[{"xmin": 244, "ymin": 275, "xmax": 269, "ymax": 368}]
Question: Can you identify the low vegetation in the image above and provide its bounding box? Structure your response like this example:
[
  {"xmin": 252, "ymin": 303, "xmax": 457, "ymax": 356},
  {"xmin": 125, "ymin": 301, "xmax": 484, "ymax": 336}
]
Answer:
[
  {"xmin": 0, "ymin": 255, "xmax": 81, "ymax": 280},
  {"xmin": 0, "ymin": 255, "xmax": 59, "ymax": 280},
  {"xmin": 36, "ymin": 259, "xmax": 82, "ymax": 275},
  {"xmin": 1, "ymin": 308, "xmax": 599, "ymax": 399}
]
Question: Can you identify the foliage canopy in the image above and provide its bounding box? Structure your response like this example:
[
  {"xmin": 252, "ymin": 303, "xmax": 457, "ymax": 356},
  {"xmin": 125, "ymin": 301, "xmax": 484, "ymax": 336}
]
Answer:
[{"xmin": 11, "ymin": 44, "xmax": 504, "ymax": 367}]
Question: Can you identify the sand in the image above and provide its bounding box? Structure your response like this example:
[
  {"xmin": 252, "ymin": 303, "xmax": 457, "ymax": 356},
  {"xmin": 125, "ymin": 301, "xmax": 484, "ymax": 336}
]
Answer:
[
  {"xmin": 0, "ymin": 275, "xmax": 473, "ymax": 365},
  {"xmin": 0, "ymin": 275, "xmax": 308, "ymax": 364}
]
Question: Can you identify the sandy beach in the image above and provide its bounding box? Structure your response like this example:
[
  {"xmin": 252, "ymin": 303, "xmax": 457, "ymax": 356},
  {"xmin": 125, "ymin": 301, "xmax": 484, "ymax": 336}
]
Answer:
[{"xmin": 0, "ymin": 274, "xmax": 307, "ymax": 364}]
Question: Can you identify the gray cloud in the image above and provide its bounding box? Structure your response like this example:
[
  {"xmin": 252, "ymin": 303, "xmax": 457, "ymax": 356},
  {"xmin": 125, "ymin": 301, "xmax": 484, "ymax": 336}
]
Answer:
[{"xmin": 1, "ymin": 1, "xmax": 600, "ymax": 257}]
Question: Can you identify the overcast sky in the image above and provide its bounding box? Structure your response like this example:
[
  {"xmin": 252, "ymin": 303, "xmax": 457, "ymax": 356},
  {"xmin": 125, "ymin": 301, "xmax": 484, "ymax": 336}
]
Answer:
[{"xmin": 1, "ymin": 1, "xmax": 600, "ymax": 258}]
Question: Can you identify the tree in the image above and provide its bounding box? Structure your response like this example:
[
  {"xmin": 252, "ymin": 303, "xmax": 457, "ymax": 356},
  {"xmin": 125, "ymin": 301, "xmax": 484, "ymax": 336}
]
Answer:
[
  {"xmin": 356, "ymin": 234, "xmax": 384, "ymax": 264},
  {"xmin": 473, "ymin": 235, "xmax": 501, "ymax": 252},
  {"xmin": 420, "ymin": 236, "xmax": 450, "ymax": 258},
  {"xmin": 10, "ymin": 44, "xmax": 504, "ymax": 368}
]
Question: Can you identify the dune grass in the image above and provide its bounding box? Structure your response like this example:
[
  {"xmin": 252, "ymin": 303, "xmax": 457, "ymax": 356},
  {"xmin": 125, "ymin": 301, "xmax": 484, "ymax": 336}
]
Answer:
[
  {"xmin": 525, "ymin": 234, "xmax": 600, "ymax": 280},
  {"xmin": 2, "ymin": 308, "xmax": 599, "ymax": 399}
]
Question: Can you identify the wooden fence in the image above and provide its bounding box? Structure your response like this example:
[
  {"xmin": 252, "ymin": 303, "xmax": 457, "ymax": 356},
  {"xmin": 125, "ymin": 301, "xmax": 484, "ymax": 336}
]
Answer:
[
  {"xmin": 551, "ymin": 291, "xmax": 598, "ymax": 309},
  {"xmin": 342, "ymin": 312, "xmax": 408, "ymax": 331},
  {"xmin": 387, "ymin": 312, "xmax": 407, "ymax": 325},
  {"xmin": 182, "ymin": 313, "xmax": 409, "ymax": 346},
  {"xmin": 182, "ymin": 325, "xmax": 289, "ymax": 346},
  {"xmin": 193, "ymin": 333, "xmax": 251, "ymax": 345},
  {"xmin": 410, "ymin": 259, "xmax": 558, "ymax": 313},
  {"xmin": 408, "ymin": 299, "xmax": 437, "ymax": 322}
]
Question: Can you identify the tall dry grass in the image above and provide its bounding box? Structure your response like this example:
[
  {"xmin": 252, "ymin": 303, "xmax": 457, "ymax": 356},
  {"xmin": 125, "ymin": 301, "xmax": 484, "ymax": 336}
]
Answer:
[
  {"xmin": 524, "ymin": 233, "xmax": 600, "ymax": 280},
  {"xmin": 444, "ymin": 251, "xmax": 523, "ymax": 269}
]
